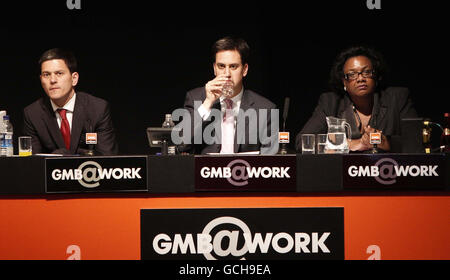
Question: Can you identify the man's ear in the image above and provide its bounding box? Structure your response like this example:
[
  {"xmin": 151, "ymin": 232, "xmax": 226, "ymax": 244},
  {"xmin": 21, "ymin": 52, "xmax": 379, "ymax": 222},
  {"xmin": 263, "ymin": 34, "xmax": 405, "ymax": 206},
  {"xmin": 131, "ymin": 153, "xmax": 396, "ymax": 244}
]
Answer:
[
  {"xmin": 243, "ymin": 63, "xmax": 248, "ymax": 77},
  {"xmin": 213, "ymin": 63, "xmax": 217, "ymax": 76},
  {"xmin": 72, "ymin": 72, "xmax": 79, "ymax": 87}
]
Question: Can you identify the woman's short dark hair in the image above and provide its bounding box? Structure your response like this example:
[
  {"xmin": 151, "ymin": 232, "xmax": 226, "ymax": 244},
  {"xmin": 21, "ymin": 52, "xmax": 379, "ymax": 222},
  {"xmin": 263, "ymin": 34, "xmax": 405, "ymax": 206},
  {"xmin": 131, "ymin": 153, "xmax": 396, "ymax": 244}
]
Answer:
[
  {"xmin": 212, "ymin": 36, "xmax": 250, "ymax": 65},
  {"xmin": 329, "ymin": 45, "xmax": 388, "ymax": 94},
  {"xmin": 38, "ymin": 48, "xmax": 77, "ymax": 73}
]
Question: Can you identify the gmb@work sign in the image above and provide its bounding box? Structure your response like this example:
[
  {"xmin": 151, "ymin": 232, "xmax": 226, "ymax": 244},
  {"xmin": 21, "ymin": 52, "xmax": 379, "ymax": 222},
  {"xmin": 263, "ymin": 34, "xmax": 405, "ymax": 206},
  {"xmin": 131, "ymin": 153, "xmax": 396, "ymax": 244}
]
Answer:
[
  {"xmin": 141, "ymin": 208, "xmax": 344, "ymax": 260},
  {"xmin": 45, "ymin": 156, "xmax": 148, "ymax": 193}
]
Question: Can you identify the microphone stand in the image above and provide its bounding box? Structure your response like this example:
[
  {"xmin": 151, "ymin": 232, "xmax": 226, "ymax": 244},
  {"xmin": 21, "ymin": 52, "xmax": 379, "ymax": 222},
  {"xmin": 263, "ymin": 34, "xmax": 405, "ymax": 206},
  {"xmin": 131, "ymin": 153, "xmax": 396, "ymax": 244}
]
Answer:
[
  {"xmin": 85, "ymin": 120, "xmax": 95, "ymax": 156},
  {"xmin": 279, "ymin": 97, "xmax": 290, "ymax": 155},
  {"xmin": 161, "ymin": 139, "xmax": 168, "ymax": 156},
  {"xmin": 369, "ymin": 131, "xmax": 382, "ymax": 154},
  {"xmin": 280, "ymin": 121, "xmax": 288, "ymax": 155},
  {"xmin": 86, "ymin": 146, "xmax": 95, "ymax": 156},
  {"xmin": 371, "ymin": 143, "xmax": 380, "ymax": 154}
]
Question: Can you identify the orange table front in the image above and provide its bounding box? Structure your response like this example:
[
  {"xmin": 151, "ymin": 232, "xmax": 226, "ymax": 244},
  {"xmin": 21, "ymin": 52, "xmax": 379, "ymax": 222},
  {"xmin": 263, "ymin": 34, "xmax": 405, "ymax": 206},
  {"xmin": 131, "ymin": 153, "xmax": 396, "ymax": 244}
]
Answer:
[{"xmin": 0, "ymin": 192, "xmax": 448, "ymax": 260}]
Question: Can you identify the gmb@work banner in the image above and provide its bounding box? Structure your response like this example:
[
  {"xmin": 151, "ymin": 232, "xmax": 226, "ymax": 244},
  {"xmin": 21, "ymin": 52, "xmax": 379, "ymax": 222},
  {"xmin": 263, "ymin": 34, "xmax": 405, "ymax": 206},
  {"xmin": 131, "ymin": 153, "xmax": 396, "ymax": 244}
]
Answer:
[{"xmin": 141, "ymin": 208, "xmax": 344, "ymax": 260}]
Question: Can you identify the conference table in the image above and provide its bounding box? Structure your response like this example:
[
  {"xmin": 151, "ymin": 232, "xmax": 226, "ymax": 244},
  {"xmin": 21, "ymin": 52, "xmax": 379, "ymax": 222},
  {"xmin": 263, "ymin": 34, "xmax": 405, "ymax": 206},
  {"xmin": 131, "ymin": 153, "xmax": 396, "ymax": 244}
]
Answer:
[{"xmin": 0, "ymin": 153, "xmax": 449, "ymax": 260}]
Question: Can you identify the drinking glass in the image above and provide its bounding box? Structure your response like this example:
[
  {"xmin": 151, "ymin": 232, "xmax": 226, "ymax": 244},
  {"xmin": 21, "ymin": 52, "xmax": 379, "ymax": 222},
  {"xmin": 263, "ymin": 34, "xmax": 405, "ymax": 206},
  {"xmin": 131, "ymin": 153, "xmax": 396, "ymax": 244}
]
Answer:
[
  {"xmin": 301, "ymin": 134, "xmax": 315, "ymax": 154},
  {"xmin": 19, "ymin": 136, "xmax": 32, "ymax": 156},
  {"xmin": 316, "ymin": 134, "xmax": 327, "ymax": 154},
  {"xmin": 222, "ymin": 79, "xmax": 234, "ymax": 97}
]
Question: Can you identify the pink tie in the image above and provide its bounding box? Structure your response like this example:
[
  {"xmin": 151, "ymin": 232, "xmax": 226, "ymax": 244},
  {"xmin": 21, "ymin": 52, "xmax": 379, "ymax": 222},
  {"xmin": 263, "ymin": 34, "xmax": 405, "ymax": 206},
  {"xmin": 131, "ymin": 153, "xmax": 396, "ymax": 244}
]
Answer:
[
  {"xmin": 220, "ymin": 98, "xmax": 234, "ymax": 154},
  {"xmin": 57, "ymin": 109, "xmax": 71, "ymax": 150}
]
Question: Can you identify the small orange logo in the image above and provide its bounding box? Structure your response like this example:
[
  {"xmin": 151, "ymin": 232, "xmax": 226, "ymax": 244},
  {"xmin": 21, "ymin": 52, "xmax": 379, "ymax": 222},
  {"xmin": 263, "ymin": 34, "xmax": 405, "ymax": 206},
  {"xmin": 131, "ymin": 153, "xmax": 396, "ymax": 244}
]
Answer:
[
  {"xmin": 279, "ymin": 132, "xmax": 290, "ymax": 143},
  {"xmin": 86, "ymin": 133, "xmax": 97, "ymax": 144},
  {"xmin": 369, "ymin": 132, "xmax": 381, "ymax": 144}
]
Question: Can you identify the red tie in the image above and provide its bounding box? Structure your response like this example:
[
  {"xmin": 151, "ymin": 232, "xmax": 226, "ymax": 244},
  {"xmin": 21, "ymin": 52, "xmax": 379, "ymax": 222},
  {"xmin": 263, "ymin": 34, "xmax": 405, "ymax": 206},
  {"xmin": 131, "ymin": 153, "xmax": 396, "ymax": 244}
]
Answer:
[{"xmin": 57, "ymin": 109, "xmax": 71, "ymax": 150}]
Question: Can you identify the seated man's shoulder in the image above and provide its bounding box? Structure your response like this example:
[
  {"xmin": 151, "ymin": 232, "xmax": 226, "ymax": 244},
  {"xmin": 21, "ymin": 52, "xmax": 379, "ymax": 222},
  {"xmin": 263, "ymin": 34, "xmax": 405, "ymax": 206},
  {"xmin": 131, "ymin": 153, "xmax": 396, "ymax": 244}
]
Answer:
[
  {"xmin": 77, "ymin": 91, "xmax": 109, "ymax": 107},
  {"xmin": 186, "ymin": 87, "xmax": 205, "ymax": 99},
  {"xmin": 245, "ymin": 90, "xmax": 276, "ymax": 109},
  {"xmin": 24, "ymin": 96, "xmax": 47, "ymax": 115},
  {"xmin": 24, "ymin": 98, "xmax": 40, "ymax": 110}
]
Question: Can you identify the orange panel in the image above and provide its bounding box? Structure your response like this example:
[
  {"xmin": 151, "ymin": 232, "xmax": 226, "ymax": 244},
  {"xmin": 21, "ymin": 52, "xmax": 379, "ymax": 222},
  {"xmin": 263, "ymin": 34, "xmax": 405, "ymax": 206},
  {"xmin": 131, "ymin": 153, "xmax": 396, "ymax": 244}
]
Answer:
[{"xmin": 0, "ymin": 193, "xmax": 449, "ymax": 260}]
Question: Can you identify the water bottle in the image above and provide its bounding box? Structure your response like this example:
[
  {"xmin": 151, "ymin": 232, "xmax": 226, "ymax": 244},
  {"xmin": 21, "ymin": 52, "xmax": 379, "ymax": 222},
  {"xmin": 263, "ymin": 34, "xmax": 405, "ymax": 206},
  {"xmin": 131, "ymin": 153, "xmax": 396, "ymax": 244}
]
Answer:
[
  {"xmin": 441, "ymin": 113, "xmax": 450, "ymax": 153},
  {"xmin": 161, "ymin": 114, "xmax": 175, "ymax": 155},
  {"xmin": 3, "ymin": 115, "xmax": 13, "ymax": 156},
  {"xmin": 0, "ymin": 112, "xmax": 6, "ymax": 157},
  {"xmin": 162, "ymin": 114, "xmax": 175, "ymax": 128}
]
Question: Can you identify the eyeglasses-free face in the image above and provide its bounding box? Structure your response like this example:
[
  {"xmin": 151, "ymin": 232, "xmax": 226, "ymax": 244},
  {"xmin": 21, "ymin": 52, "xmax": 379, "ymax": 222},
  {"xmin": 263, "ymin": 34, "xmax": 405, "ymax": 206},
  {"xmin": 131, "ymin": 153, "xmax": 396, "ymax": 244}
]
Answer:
[{"xmin": 40, "ymin": 59, "xmax": 79, "ymax": 107}]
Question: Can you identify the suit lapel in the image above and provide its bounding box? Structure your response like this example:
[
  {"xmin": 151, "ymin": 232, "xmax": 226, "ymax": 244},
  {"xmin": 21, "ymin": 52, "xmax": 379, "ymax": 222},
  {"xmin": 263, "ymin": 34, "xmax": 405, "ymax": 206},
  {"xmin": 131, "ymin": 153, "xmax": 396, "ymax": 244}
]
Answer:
[
  {"xmin": 70, "ymin": 93, "xmax": 86, "ymax": 154},
  {"xmin": 236, "ymin": 91, "xmax": 254, "ymax": 152},
  {"xmin": 40, "ymin": 98, "xmax": 66, "ymax": 149},
  {"xmin": 239, "ymin": 90, "xmax": 253, "ymax": 111},
  {"xmin": 211, "ymin": 99, "xmax": 221, "ymax": 152}
]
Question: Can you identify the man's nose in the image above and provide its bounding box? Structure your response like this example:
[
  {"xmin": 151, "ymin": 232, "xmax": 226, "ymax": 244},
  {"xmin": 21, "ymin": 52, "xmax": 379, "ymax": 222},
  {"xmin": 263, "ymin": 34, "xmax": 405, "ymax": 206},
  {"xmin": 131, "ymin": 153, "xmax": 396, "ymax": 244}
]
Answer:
[
  {"xmin": 50, "ymin": 74, "xmax": 57, "ymax": 83},
  {"xmin": 224, "ymin": 67, "xmax": 231, "ymax": 76}
]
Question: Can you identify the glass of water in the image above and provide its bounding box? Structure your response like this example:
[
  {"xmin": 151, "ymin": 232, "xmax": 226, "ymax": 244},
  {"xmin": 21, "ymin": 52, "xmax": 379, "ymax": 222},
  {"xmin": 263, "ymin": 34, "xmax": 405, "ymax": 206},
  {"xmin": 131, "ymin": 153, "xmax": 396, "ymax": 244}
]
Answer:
[
  {"xmin": 326, "ymin": 132, "xmax": 349, "ymax": 153},
  {"xmin": 222, "ymin": 79, "xmax": 234, "ymax": 97},
  {"xmin": 301, "ymin": 134, "xmax": 315, "ymax": 154},
  {"xmin": 19, "ymin": 136, "xmax": 32, "ymax": 156},
  {"xmin": 316, "ymin": 134, "xmax": 327, "ymax": 154}
]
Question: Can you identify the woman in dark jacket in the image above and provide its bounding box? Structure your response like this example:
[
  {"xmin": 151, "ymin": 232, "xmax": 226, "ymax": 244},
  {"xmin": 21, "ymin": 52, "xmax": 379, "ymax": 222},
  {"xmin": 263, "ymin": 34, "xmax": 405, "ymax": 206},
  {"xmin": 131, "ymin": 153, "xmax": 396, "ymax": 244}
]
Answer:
[{"xmin": 296, "ymin": 46, "xmax": 418, "ymax": 152}]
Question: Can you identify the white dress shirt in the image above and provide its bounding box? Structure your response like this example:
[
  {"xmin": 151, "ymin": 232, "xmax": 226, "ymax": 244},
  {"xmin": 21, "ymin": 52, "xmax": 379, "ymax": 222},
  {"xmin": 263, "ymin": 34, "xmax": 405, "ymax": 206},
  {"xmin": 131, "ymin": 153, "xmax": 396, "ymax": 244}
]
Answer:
[{"xmin": 50, "ymin": 93, "xmax": 76, "ymax": 132}]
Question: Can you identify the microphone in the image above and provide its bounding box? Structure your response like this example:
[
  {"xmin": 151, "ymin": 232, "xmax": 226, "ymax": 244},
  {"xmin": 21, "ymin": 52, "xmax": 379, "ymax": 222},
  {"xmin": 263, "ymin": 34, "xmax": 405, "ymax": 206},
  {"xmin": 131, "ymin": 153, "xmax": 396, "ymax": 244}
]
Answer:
[
  {"xmin": 279, "ymin": 97, "xmax": 290, "ymax": 154},
  {"xmin": 369, "ymin": 131, "xmax": 382, "ymax": 153},
  {"xmin": 85, "ymin": 119, "xmax": 97, "ymax": 156},
  {"xmin": 282, "ymin": 97, "xmax": 290, "ymax": 131}
]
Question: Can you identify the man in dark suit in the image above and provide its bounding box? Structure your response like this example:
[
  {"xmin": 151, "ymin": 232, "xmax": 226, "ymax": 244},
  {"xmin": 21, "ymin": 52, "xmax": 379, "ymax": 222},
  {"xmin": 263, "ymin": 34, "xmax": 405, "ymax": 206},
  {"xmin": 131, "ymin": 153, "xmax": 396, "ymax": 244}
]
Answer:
[
  {"xmin": 182, "ymin": 37, "xmax": 278, "ymax": 154},
  {"xmin": 23, "ymin": 48, "xmax": 118, "ymax": 155}
]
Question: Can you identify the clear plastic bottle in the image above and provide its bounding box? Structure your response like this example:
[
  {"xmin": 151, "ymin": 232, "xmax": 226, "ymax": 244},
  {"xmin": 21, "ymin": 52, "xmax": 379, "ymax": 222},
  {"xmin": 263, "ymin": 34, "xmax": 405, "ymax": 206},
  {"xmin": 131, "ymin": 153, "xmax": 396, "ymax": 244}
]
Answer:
[
  {"xmin": 3, "ymin": 115, "xmax": 13, "ymax": 156},
  {"xmin": 161, "ymin": 114, "xmax": 175, "ymax": 155},
  {"xmin": 441, "ymin": 113, "xmax": 450, "ymax": 153},
  {"xmin": 162, "ymin": 114, "xmax": 175, "ymax": 128},
  {"xmin": 0, "ymin": 112, "xmax": 6, "ymax": 157}
]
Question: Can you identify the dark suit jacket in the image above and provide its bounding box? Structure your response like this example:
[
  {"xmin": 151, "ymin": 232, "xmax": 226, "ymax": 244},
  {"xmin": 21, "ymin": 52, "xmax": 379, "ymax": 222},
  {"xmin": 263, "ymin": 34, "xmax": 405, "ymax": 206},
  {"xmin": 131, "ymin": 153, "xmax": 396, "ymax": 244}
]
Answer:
[
  {"xmin": 183, "ymin": 87, "xmax": 278, "ymax": 154},
  {"xmin": 23, "ymin": 91, "xmax": 119, "ymax": 155},
  {"xmin": 295, "ymin": 87, "xmax": 418, "ymax": 151}
]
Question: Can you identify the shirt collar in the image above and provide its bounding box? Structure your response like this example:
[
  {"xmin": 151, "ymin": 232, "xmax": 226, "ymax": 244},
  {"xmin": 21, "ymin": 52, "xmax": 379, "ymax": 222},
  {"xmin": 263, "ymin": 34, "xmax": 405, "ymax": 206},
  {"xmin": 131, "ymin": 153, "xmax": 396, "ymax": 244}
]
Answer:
[{"xmin": 51, "ymin": 92, "xmax": 77, "ymax": 113}]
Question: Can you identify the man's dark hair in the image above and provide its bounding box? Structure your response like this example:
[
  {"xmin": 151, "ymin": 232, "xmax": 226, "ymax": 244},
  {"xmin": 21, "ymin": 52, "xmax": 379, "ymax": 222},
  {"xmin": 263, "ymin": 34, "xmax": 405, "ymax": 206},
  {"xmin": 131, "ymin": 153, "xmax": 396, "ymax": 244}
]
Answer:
[
  {"xmin": 212, "ymin": 36, "xmax": 250, "ymax": 65},
  {"xmin": 38, "ymin": 48, "xmax": 78, "ymax": 73},
  {"xmin": 329, "ymin": 45, "xmax": 388, "ymax": 94}
]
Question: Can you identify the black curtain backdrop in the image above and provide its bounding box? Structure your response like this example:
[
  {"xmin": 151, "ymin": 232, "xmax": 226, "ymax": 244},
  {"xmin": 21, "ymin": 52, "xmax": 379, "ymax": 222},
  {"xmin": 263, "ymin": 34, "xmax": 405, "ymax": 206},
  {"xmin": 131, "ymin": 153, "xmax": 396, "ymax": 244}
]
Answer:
[{"xmin": 1, "ymin": 1, "xmax": 448, "ymax": 154}]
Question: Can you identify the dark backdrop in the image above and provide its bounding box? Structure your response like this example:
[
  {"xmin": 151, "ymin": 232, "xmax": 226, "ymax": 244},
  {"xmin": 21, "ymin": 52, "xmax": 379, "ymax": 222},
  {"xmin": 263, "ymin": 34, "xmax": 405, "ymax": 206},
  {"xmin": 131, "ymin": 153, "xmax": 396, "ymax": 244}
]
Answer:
[{"xmin": 1, "ymin": 1, "xmax": 448, "ymax": 154}]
